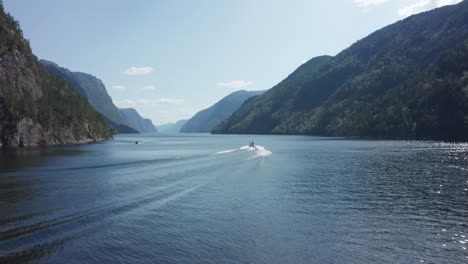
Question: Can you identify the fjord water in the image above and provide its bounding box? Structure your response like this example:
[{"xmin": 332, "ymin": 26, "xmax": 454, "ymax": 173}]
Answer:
[{"xmin": 1, "ymin": 135, "xmax": 468, "ymax": 264}]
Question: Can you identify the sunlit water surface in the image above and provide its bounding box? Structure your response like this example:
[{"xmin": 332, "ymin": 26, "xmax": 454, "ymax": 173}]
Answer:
[{"xmin": 1, "ymin": 134, "xmax": 468, "ymax": 263}]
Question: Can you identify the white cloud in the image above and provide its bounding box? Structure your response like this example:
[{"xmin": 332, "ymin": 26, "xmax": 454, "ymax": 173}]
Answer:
[
  {"xmin": 142, "ymin": 85, "xmax": 157, "ymax": 91},
  {"xmin": 354, "ymin": 0, "xmax": 389, "ymax": 8},
  {"xmin": 435, "ymin": 0, "xmax": 462, "ymax": 7},
  {"xmin": 115, "ymin": 98, "xmax": 185, "ymax": 108},
  {"xmin": 123, "ymin": 67, "xmax": 153, "ymax": 75},
  {"xmin": 398, "ymin": 0, "xmax": 461, "ymax": 17},
  {"xmin": 398, "ymin": 0, "xmax": 431, "ymax": 16},
  {"xmin": 217, "ymin": 80, "xmax": 253, "ymax": 89},
  {"xmin": 112, "ymin": 85, "xmax": 126, "ymax": 91}
]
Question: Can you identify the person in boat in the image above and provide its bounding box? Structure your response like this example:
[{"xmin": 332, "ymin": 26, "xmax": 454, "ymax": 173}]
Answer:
[{"xmin": 249, "ymin": 141, "xmax": 255, "ymax": 148}]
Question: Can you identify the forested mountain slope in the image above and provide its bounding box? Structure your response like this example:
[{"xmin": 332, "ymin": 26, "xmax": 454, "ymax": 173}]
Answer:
[
  {"xmin": 181, "ymin": 90, "xmax": 264, "ymax": 133},
  {"xmin": 0, "ymin": 6, "xmax": 112, "ymax": 147},
  {"xmin": 214, "ymin": 1, "xmax": 468, "ymax": 141}
]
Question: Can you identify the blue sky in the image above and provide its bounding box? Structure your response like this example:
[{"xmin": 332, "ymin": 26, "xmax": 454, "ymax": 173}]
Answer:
[{"xmin": 4, "ymin": 0, "xmax": 462, "ymax": 124}]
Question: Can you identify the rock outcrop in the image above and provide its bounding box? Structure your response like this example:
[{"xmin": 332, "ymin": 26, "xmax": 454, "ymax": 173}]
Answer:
[{"xmin": 0, "ymin": 6, "xmax": 112, "ymax": 147}]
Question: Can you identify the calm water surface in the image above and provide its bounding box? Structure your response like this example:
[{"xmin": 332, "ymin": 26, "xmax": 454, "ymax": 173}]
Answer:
[{"xmin": 1, "ymin": 134, "xmax": 468, "ymax": 263}]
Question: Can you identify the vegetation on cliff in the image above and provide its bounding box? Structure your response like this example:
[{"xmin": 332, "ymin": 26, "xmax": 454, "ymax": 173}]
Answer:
[
  {"xmin": 213, "ymin": 1, "xmax": 468, "ymax": 141},
  {"xmin": 40, "ymin": 60, "xmax": 140, "ymax": 134},
  {"xmin": 181, "ymin": 90, "xmax": 264, "ymax": 133},
  {"xmin": 0, "ymin": 5, "xmax": 112, "ymax": 147}
]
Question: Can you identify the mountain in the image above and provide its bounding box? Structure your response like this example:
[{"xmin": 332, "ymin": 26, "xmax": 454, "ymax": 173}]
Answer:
[
  {"xmin": 119, "ymin": 108, "xmax": 157, "ymax": 133},
  {"xmin": 156, "ymin": 120, "xmax": 188, "ymax": 133},
  {"xmin": 40, "ymin": 60, "xmax": 138, "ymax": 134},
  {"xmin": 180, "ymin": 90, "xmax": 265, "ymax": 133},
  {"xmin": 214, "ymin": 1, "xmax": 468, "ymax": 141},
  {"xmin": 0, "ymin": 6, "xmax": 112, "ymax": 147}
]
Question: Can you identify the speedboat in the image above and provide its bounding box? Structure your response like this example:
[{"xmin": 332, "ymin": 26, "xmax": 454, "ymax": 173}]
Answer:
[{"xmin": 249, "ymin": 141, "xmax": 257, "ymax": 150}]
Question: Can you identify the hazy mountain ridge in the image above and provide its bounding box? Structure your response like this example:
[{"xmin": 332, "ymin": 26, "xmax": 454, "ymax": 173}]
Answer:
[
  {"xmin": 119, "ymin": 108, "xmax": 157, "ymax": 133},
  {"xmin": 157, "ymin": 120, "xmax": 187, "ymax": 133},
  {"xmin": 40, "ymin": 60, "xmax": 139, "ymax": 134},
  {"xmin": 214, "ymin": 1, "xmax": 468, "ymax": 141},
  {"xmin": 0, "ymin": 6, "xmax": 112, "ymax": 147},
  {"xmin": 181, "ymin": 90, "xmax": 265, "ymax": 133}
]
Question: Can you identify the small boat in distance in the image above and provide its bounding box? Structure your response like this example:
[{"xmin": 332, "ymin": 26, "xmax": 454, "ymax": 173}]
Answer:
[{"xmin": 249, "ymin": 141, "xmax": 256, "ymax": 150}]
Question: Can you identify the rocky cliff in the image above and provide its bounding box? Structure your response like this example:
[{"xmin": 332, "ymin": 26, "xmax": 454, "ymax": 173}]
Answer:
[
  {"xmin": 40, "ymin": 60, "xmax": 138, "ymax": 134},
  {"xmin": 119, "ymin": 108, "xmax": 157, "ymax": 133},
  {"xmin": 0, "ymin": 6, "xmax": 112, "ymax": 147}
]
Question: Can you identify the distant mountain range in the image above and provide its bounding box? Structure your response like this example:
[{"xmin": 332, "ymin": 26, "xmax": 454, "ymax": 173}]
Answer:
[
  {"xmin": 181, "ymin": 90, "xmax": 264, "ymax": 133},
  {"xmin": 119, "ymin": 108, "xmax": 157, "ymax": 133},
  {"xmin": 40, "ymin": 60, "xmax": 139, "ymax": 134},
  {"xmin": 0, "ymin": 6, "xmax": 112, "ymax": 147},
  {"xmin": 156, "ymin": 120, "xmax": 188, "ymax": 133},
  {"xmin": 3, "ymin": 0, "xmax": 468, "ymax": 145},
  {"xmin": 214, "ymin": 1, "xmax": 468, "ymax": 141}
]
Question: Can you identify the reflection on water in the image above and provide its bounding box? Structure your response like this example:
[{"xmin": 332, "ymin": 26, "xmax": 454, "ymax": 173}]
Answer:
[
  {"xmin": 0, "ymin": 147, "xmax": 92, "ymax": 172},
  {"xmin": 0, "ymin": 135, "xmax": 468, "ymax": 264}
]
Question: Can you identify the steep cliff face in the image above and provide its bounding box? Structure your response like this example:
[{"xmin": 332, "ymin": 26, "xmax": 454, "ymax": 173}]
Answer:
[
  {"xmin": 40, "ymin": 60, "xmax": 138, "ymax": 134},
  {"xmin": 0, "ymin": 6, "xmax": 112, "ymax": 147},
  {"xmin": 118, "ymin": 108, "xmax": 157, "ymax": 133}
]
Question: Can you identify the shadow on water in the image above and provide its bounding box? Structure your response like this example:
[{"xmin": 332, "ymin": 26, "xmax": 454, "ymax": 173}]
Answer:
[
  {"xmin": 0, "ymin": 147, "xmax": 92, "ymax": 172},
  {"xmin": 0, "ymin": 147, "xmax": 94, "ymax": 210},
  {"xmin": 0, "ymin": 146, "xmax": 99, "ymax": 264}
]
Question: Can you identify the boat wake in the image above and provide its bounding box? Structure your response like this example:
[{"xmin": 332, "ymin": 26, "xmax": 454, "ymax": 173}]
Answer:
[
  {"xmin": 214, "ymin": 149, "xmax": 238, "ymax": 155},
  {"xmin": 241, "ymin": 145, "xmax": 272, "ymax": 158},
  {"xmin": 214, "ymin": 145, "xmax": 272, "ymax": 158}
]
